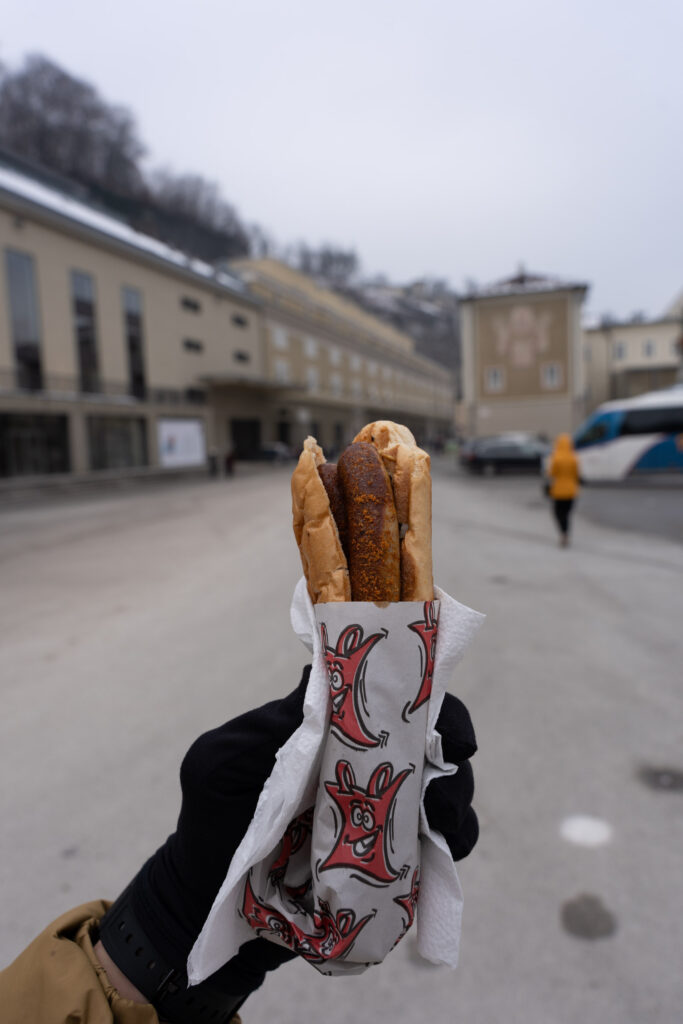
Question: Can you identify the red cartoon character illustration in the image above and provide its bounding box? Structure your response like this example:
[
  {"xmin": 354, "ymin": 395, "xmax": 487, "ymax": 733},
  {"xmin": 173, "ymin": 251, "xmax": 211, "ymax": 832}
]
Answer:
[
  {"xmin": 243, "ymin": 874, "xmax": 297, "ymax": 950},
  {"xmin": 268, "ymin": 806, "xmax": 314, "ymax": 885},
  {"xmin": 242, "ymin": 874, "xmax": 373, "ymax": 964},
  {"xmin": 321, "ymin": 622, "xmax": 386, "ymax": 750},
  {"xmin": 406, "ymin": 601, "xmax": 439, "ymax": 715},
  {"xmin": 392, "ymin": 866, "xmax": 420, "ymax": 946},
  {"xmin": 320, "ymin": 760, "xmax": 413, "ymax": 885}
]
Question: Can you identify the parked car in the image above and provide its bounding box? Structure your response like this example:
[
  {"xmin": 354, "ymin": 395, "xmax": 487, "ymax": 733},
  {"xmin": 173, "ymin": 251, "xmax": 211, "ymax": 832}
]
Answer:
[
  {"xmin": 459, "ymin": 433, "xmax": 551, "ymax": 474},
  {"xmin": 258, "ymin": 442, "xmax": 294, "ymax": 463}
]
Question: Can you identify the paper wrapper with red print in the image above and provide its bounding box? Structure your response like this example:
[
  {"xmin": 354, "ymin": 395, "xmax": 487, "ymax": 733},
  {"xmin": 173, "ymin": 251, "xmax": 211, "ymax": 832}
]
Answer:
[{"xmin": 187, "ymin": 579, "xmax": 484, "ymax": 985}]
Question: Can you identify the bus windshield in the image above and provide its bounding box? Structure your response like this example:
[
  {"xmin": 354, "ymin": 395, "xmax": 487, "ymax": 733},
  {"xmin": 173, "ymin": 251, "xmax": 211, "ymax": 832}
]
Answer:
[{"xmin": 574, "ymin": 413, "xmax": 614, "ymax": 449}]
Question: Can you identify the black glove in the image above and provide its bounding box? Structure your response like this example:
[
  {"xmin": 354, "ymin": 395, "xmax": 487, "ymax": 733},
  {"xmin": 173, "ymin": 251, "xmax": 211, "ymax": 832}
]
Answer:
[
  {"xmin": 114, "ymin": 666, "xmax": 478, "ymax": 1000},
  {"xmin": 428, "ymin": 692, "xmax": 479, "ymax": 861}
]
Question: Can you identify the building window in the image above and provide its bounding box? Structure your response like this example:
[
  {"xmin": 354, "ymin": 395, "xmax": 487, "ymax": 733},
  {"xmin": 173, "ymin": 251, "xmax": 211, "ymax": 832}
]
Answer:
[
  {"xmin": 181, "ymin": 296, "xmax": 201, "ymax": 312},
  {"xmin": 367, "ymin": 360, "xmax": 378, "ymax": 376},
  {"xmin": 272, "ymin": 325, "xmax": 288, "ymax": 350},
  {"xmin": 233, "ymin": 350, "xmax": 250, "ymax": 363},
  {"xmin": 306, "ymin": 366, "xmax": 319, "ymax": 391},
  {"xmin": 0, "ymin": 413, "xmax": 69, "ymax": 476},
  {"xmin": 614, "ymin": 341, "xmax": 625, "ymax": 360},
  {"xmin": 350, "ymin": 353, "xmax": 362, "ymax": 372},
  {"xmin": 484, "ymin": 366, "xmax": 505, "ymax": 393},
  {"xmin": 328, "ymin": 346, "xmax": 342, "ymax": 367},
  {"xmin": 5, "ymin": 249, "xmax": 43, "ymax": 391},
  {"xmin": 330, "ymin": 371, "xmax": 342, "ymax": 395},
  {"xmin": 232, "ymin": 314, "xmax": 248, "ymax": 328},
  {"xmin": 70, "ymin": 270, "xmax": 100, "ymax": 393},
  {"xmin": 540, "ymin": 362, "xmax": 563, "ymax": 390},
  {"xmin": 87, "ymin": 416, "xmax": 148, "ymax": 471},
  {"xmin": 304, "ymin": 336, "xmax": 318, "ymax": 358},
  {"xmin": 274, "ymin": 357, "xmax": 290, "ymax": 383},
  {"xmin": 643, "ymin": 339, "xmax": 655, "ymax": 358},
  {"xmin": 183, "ymin": 338, "xmax": 204, "ymax": 353},
  {"xmin": 351, "ymin": 378, "xmax": 363, "ymax": 398},
  {"xmin": 122, "ymin": 287, "xmax": 147, "ymax": 399}
]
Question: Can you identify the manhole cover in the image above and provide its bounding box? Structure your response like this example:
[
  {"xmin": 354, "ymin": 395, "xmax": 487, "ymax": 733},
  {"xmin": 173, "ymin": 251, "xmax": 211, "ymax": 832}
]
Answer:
[
  {"xmin": 638, "ymin": 766, "xmax": 683, "ymax": 792},
  {"xmin": 489, "ymin": 574, "xmax": 509, "ymax": 584},
  {"xmin": 561, "ymin": 893, "xmax": 617, "ymax": 940}
]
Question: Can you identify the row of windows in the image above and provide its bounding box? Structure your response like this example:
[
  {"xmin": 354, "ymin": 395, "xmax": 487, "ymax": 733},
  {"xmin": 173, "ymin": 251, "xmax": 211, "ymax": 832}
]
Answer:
[
  {"xmin": 270, "ymin": 325, "xmax": 432, "ymax": 384},
  {"xmin": 271, "ymin": 359, "xmax": 446, "ymax": 406},
  {"xmin": 613, "ymin": 339, "xmax": 679, "ymax": 361},
  {"xmin": 4, "ymin": 248, "xmax": 147, "ymax": 398},
  {"xmin": 3, "ymin": 249, "xmax": 253, "ymax": 397},
  {"xmin": 0, "ymin": 412, "xmax": 149, "ymax": 477},
  {"xmin": 182, "ymin": 338, "xmax": 251, "ymax": 363},
  {"xmin": 180, "ymin": 295, "xmax": 249, "ymax": 330},
  {"xmin": 484, "ymin": 363, "xmax": 564, "ymax": 394}
]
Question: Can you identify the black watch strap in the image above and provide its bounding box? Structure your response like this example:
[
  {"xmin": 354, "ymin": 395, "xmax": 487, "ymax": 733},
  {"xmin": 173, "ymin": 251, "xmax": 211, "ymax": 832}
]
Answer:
[{"xmin": 98, "ymin": 884, "xmax": 245, "ymax": 1024}]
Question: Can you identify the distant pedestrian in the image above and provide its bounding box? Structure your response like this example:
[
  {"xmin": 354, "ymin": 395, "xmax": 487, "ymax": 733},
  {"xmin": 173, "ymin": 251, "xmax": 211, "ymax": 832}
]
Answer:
[{"xmin": 547, "ymin": 433, "xmax": 580, "ymax": 546}]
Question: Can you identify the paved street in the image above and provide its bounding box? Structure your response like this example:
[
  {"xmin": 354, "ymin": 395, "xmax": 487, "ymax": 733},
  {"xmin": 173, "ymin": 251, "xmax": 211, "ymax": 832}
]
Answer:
[{"xmin": 1, "ymin": 467, "xmax": 682, "ymax": 1024}]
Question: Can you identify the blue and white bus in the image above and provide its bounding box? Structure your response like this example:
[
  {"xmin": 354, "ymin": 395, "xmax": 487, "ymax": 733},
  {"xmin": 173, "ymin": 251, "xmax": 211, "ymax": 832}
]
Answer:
[{"xmin": 573, "ymin": 385, "xmax": 683, "ymax": 481}]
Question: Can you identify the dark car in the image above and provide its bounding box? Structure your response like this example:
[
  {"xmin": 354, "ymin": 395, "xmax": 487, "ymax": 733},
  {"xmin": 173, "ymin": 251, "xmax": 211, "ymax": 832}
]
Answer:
[
  {"xmin": 258, "ymin": 442, "xmax": 295, "ymax": 463},
  {"xmin": 459, "ymin": 433, "xmax": 550, "ymax": 475}
]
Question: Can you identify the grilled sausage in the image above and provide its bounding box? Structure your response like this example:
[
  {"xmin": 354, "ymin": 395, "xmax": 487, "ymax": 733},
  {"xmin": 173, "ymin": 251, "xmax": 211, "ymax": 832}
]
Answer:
[
  {"xmin": 337, "ymin": 442, "xmax": 400, "ymax": 602},
  {"xmin": 318, "ymin": 463, "xmax": 349, "ymax": 557}
]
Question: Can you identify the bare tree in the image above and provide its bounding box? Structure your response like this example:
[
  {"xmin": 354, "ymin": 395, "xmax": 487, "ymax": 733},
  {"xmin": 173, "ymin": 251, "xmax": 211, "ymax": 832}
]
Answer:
[
  {"xmin": 149, "ymin": 169, "xmax": 244, "ymax": 236},
  {"xmin": 0, "ymin": 54, "xmax": 145, "ymax": 196},
  {"xmin": 292, "ymin": 243, "xmax": 359, "ymax": 286}
]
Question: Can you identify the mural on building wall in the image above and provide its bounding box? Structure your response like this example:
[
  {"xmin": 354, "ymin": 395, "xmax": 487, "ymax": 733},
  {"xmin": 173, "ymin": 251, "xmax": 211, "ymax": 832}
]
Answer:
[{"xmin": 476, "ymin": 297, "xmax": 569, "ymax": 399}]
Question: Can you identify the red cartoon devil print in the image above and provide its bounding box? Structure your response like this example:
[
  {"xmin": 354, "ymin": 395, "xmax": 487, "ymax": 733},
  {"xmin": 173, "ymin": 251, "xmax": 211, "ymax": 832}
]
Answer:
[
  {"xmin": 392, "ymin": 866, "xmax": 420, "ymax": 946},
  {"xmin": 406, "ymin": 601, "xmax": 439, "ymax": 714},
  {"xmin": 242, "ymin": 874, "xmax": 373, "ymax": 964},
  {"xmin": 321, "ymin": 623, "xmax": 386, "ymax": 750},
  {"xmin": 268, "ymin": 806, "xmax": 314, "ymax": 885},
  {"xmin": 320, "ymin": 760, "xmax": 413, "ymax": 885}
]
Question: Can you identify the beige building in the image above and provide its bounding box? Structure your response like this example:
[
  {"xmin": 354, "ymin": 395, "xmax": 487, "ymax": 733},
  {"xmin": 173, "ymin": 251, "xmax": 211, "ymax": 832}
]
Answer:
[
  {"xmin": 0, "ymin": 157, "xmax": 453, "ymax": 485},
  {"xmin": 458, "ymin": 270, "xmax": 588, "ymax": 438},
  {"xmin": 227, "ymin": 260, "xmax": 454, "ymax": 456},
  {"xmin": 583, "ymin": 307, "xmax": 682, "ymax": 408}
]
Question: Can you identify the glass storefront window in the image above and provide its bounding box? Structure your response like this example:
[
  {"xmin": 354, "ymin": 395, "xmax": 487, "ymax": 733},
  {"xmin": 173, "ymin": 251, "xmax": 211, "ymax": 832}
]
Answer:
[
  {"xmin": 0, "ymin": 414, "xmax": 69, "ymax": 476},
  {"xmin": 87, "ymin": 416, "xmax": 148, "ymax": 471}
]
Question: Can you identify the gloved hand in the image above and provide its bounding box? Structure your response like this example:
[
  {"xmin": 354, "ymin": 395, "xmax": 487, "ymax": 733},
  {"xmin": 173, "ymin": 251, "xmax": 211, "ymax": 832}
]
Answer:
[{"xmin": 104, "ymin": 665, "xmax": 478, "ymax": 1003}]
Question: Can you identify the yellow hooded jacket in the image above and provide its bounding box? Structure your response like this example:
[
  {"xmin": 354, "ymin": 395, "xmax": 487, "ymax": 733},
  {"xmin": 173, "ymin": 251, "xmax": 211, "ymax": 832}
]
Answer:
[{"xmin": 548, "ymin": 434, "xmax": 580, "ymax": 500}]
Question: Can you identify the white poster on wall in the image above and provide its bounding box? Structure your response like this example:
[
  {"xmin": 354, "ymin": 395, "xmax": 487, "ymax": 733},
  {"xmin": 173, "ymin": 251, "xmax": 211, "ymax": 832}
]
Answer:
[{"xmin": 158, "ymin": 418, "xmax": 206, "ymax": 468}]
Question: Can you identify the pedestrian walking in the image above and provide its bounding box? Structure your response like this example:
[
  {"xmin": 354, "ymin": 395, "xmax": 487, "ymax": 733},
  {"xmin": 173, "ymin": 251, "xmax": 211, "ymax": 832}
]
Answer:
[{"xmin": 547, "ymin": 433, "xmax": 580, "ymax": 546}]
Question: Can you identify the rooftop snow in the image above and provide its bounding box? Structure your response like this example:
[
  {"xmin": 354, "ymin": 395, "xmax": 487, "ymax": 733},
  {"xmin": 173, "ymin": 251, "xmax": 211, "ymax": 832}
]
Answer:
[{"xmin": 0, "ymin": 163, "xmax": 248, "ymax": 297}]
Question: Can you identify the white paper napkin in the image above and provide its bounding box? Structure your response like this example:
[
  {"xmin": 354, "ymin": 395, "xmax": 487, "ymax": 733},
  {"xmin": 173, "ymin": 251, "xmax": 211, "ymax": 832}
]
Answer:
[{"xmin": 187, "ymin": 579, "xmax": 483, "ymax": 985}]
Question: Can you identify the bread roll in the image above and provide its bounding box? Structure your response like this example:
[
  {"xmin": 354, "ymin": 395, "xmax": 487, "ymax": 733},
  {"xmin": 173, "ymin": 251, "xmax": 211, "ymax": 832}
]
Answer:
[{"xmin": 291, "ymin": 437, "xmax": 350, "ymax": 604}]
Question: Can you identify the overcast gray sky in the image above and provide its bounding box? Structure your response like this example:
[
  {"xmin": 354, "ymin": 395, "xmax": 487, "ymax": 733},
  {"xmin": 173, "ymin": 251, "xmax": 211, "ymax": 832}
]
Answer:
[{"xmin": 2, "ymin": 0, "xmax": 682, "ymax": 319}]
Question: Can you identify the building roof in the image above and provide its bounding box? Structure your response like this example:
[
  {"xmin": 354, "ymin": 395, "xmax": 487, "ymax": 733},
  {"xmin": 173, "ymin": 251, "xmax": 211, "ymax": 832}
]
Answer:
[
  {"xmin": 0, "ymin": 157, "xmax": 252, "ymax": 302},
  {"xmin": 231, "ymin": 258, "xmax": 417, "ymax": 357},
  {"xmin": 460, "ymin": 266, "xmax": 589, "ymax": 302},
  {"xmin": 584, "ymin": 314, "xmax": 681, "ymax": 333}
]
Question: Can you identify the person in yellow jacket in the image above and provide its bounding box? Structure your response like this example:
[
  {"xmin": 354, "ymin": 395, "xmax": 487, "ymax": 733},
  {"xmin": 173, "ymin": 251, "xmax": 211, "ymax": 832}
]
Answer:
[{"xmin": 547, "ymin": 433, "xmax": 580, "ymax": 546}]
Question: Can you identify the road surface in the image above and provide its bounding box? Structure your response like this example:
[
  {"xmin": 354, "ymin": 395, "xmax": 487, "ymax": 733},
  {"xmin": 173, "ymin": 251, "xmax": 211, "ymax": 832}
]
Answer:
[{"xmin": 1, "ymin": 468, "xmax": 682, "ymax": 1023}]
